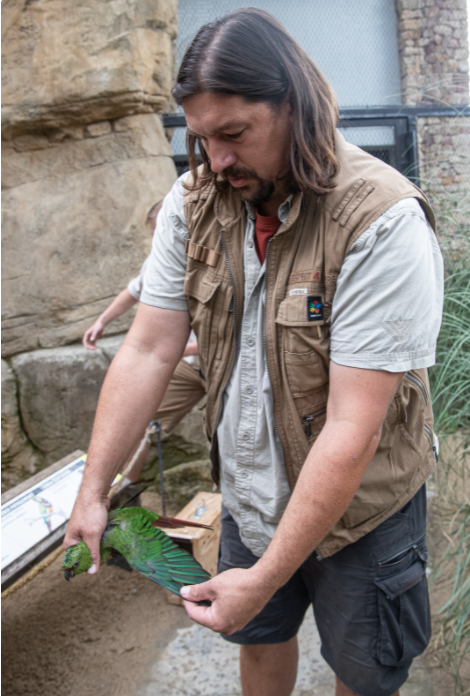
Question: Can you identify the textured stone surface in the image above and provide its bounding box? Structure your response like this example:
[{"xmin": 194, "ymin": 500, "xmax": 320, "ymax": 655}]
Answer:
[
  {"xmin": 417, "ymin": 115, "xmax": 470, "ymax": 239},
  {"xmin": 10, "ymin": 335, "xmax": 125, "ymax": 464},
  {"xmin": 396, "ymin": 0, "xmax": 469, "ymax": 105},
  {"xmin": 1, "ymin": 0, "xmax": 177, "ymax": 137},
  {"xmin": 1, "ymin": 359, "xmax": 43, "ymax": 489},
  {"xmin": 2, "ymin": 114, "xmax": 176, "ymax": 358}
]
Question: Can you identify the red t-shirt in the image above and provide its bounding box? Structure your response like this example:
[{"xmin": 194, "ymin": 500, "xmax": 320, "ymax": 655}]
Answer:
[{"xmin": 254, "ymin": 213, "xmax": 281, "ymax": 264}]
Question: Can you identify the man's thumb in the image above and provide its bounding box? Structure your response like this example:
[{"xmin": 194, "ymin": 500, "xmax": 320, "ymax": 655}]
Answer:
[{"xmin": 181, "ymin": 581, "xmax": 211, "ymax": 601}]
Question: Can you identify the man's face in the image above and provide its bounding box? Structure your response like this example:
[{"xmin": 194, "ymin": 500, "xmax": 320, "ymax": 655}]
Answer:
[{"xmin": 183, "ymin": 93, "xmax": 293, "ymax": 206}]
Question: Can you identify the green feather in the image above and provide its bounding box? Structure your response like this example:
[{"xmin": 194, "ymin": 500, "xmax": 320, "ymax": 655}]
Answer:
[{"xmin": 62, "ymin": 506, "xmax": 211, "ymax": 596}]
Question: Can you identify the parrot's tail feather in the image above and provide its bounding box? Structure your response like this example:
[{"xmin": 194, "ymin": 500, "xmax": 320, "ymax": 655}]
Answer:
[{"xmin": 151, "ymin": 515, "xmax": 212, "ymax": 530}]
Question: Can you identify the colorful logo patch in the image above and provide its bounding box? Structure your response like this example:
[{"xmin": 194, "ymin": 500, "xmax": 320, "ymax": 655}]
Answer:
[{"xmin": 307, "ymin": 296, "xmax": 323, "ymax": 322}]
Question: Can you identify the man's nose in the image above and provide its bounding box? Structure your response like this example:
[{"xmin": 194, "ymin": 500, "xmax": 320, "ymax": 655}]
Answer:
[{"xmin": 206, "ymin": 141, "xmax": 237, "ymax": 173}]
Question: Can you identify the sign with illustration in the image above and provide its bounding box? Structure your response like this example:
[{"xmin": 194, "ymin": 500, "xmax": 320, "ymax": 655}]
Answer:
[{"xmin": 1, "ymin": 454, "xmax": 87, "ymax": 571}]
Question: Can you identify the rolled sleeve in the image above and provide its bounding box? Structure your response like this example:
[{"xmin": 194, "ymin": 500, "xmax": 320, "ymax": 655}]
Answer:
[
  {"xmin": 330, "ymin": 199, "xmax": 444, "ymax": 372},
  {"xmin": 140, "ymin": 174, "xmax": 190, "ymax": 312}
]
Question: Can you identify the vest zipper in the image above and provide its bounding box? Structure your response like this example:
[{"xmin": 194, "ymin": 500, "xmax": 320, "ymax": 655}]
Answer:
[
  {"xmin": 302, "ymin": 408, "xmax": 327, "ymax": 439},
  {"xmin": 423, "ymin": 425, "xmax": 438, "ymax": 463},
  {"xmin": 405, "ymin": 372, "xmax": 428, "ymax": 405}
]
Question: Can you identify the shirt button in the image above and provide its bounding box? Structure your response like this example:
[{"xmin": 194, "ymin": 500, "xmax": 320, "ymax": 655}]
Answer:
[
  {"xmin": 248, "ymin": 240, "xmax": 254, "ymax": 248},
  {"xmin": 240, "ymin": 470, "xmax": 249, "ymax": 479},
  {"xmin": 242, "ymin": 432, "xmax": 250, "ymax": 440},
  {"xmin": 245, "ymin": 386, "xmax": 253, "ymax": 394},
  {"xmin": 247, "ymin": 338, "xmax": 255, "ymax": 347}
]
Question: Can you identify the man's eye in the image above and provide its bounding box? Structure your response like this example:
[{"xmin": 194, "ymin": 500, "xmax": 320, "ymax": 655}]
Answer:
[{"xmin": 225, "ymin": 131, "xmax": 244, "ymax": 139}]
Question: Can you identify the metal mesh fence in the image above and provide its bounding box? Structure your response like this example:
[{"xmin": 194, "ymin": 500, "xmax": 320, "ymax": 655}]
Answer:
[
  {"xmin": 171, "ymin": 1, "xmax": 405, "ymax": 172},
  {"xmin": 176, "ymin": 0, "xmax": 402, "ymax": 108}
]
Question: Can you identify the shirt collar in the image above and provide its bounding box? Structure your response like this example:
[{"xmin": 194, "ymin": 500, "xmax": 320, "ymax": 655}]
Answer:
[{"xmin": 245, "ymin": 194, "xmax": 294, "ymax": 224}]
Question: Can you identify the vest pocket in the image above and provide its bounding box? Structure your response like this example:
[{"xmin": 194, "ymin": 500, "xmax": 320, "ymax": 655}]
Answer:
[
  {"xmin": 184, "ymin": 266, "xmax": 233, "ymax": 373},
  {"xmin": 374, "ymin": 541, "xmax": 430, "ymax": 667}
]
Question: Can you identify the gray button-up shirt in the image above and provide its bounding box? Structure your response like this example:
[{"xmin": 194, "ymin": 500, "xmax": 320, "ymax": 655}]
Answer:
[{"xmin": 217, "ymin": 200, "xmax": 293, "ymax": 557}]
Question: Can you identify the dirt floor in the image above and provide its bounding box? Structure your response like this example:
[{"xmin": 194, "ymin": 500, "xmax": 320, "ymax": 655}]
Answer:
[
  {"xmin": 1, "ymin": 493, "xmax": 193, "ymax": 696},
  {"xmin": 0, "ymin": 491, "xmax": 459, "ymax": 696}
]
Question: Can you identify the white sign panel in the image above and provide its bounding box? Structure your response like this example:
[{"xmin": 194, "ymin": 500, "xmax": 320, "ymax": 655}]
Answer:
[{"xmin": 1, "ymin": 454, "xmax": 87, "ymax": 571}]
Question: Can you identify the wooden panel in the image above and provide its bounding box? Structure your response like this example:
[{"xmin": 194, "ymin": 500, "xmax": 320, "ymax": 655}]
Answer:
[
  {"xmin": 165, "ymin": 491, "xmax": 222, "ymax": 606},
  {"xmin": 1, "ymin": 450, "xmax": 85, "ymax": 504}
]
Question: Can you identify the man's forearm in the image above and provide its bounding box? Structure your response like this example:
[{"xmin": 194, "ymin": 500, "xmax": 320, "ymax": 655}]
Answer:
[
  {"xmin": 81, "ymin": 345, "xmax": 177, "ymax": 496},
  {"xmin": 253, "ymin": 418, "xmax": 380, "ymax": 592},
  {"xmin": 79, "ymin": 304, "xmax": 190, "ymax": 498}
]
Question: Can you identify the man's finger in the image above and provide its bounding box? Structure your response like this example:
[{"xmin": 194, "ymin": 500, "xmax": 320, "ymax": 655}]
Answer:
[
  {"xmin": 180, "ymin": 580, "xmax": 214, "ymax": 602},
  {"xmin": 182, "ymin": 600, "xmax": 214, "ymax": 627}
]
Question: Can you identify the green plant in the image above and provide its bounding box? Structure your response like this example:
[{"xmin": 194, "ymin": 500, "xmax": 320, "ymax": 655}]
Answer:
[{"xmin": 428, "ymin": 256, "xmax": 470, "ymax": 693}]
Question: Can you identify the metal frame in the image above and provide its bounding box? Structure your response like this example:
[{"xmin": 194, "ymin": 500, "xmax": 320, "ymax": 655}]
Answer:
[{"xmin": 163, "ymin": 105, "xmax": 469, "ymax": 183}]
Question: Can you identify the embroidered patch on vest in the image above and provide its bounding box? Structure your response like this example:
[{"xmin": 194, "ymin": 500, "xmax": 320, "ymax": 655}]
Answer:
[
  {"xmin": 307, "ymin": 296, "xmax": 323, "ymax": 321},
  {"xmin": 289, "ymin": 288, "xmax": 308, "ymax": 296},
  {"xmin": 288, "ymin": 269, "xmax": 322, "ymax": 284}
]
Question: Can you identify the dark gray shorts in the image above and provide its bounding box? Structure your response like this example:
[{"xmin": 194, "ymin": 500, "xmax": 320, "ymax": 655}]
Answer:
[{"xmin": 218, "ymin": 486, "xmax": 431, "ymax": 696}]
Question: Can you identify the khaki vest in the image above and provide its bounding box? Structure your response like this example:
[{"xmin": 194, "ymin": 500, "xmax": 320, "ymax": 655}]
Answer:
[{"xmin": 183, "ymin": 131, "xmax": 437, "ymax": 557}]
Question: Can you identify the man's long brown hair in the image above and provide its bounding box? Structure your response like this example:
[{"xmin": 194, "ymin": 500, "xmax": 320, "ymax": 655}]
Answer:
[{"xmin": 172, "ymin": 8, "xmax": 339, "ymax": 196}]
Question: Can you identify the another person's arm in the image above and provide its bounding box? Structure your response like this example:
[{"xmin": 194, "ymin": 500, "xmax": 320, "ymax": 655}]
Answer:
[
  {"xmin": 181, "ymin": 362, "xmax": 403, "ymax": 632},
  {"xmin": 183, "ymin": 341, "xmax": 198, "ymax": 358},
  {"xmin": 83, "ymin": 289, "xmax": 137, "ymax": 350},
  {"xmin": 64, "ymin": 303, "xmax": 190, "ymax": 570}
]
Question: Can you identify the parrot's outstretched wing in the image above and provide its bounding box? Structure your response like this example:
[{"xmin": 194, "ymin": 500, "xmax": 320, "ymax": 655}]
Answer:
[
  {"xmin": 132, "ymin": 529, "xmax": 211, "ymax": 596},
  {"xmin": 108, "ymin": 507, "xmax": 211, "ymax": 597}
]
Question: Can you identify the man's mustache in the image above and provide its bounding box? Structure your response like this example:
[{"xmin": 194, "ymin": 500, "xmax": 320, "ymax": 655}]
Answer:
[{"xmin": 221, "ymin": 166, "xmax": 257, "ymax": 182}]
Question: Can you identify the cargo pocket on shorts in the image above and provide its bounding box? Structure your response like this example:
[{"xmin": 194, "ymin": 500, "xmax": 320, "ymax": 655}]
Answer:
[{"xmin": 374, "ymin": 541, "xmax": 431, "ymax": 667}]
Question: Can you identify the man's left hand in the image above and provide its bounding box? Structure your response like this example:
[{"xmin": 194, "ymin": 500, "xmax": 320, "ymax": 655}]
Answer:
[{"xmin": 181, "ymin": 567, "xmax": 275, "ymax": 634}]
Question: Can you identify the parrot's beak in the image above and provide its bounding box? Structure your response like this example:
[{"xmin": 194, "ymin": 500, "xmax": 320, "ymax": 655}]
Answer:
[{"xmin": 64, "ymin": 569, "xmax": 74, "ymax": 581}]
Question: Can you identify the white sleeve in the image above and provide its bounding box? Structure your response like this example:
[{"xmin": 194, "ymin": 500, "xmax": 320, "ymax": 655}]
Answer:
[
  {"xmin": 330, "ymin": 198, "xmax": 444, "ymax": 372},
  {"xmin": 140, "ymin": 173, "xmax": 190, "ymax": 312},
  {"xmin": 127, "ymin": 257, "xmax": 149, "ymax": 301}
]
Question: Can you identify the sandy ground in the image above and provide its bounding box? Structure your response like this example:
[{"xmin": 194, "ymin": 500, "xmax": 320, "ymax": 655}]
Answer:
[
  {"xmin": 1, "ymin": 493, "xmax": 193, "ymax": 696},
  {"xmin": 1, "ymin": 492, "xmax": 457, "ymax": 696}
]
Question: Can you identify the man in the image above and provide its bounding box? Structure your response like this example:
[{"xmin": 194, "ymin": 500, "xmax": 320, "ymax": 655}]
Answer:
[
  {"xmin": 81, "ymin": 201, "xmax": 204, "ymax": 485},
  {"xmin": 65, "ymin": 9, "xmax": 443, "ymax": 696}
]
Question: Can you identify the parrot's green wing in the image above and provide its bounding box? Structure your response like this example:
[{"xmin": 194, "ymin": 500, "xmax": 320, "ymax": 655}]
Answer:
[{"xmin": 106, "ymin": 507, "xmax": 211, "ymax": 597}]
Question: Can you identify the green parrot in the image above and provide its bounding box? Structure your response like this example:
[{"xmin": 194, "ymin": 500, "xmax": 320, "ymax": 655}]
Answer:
[{"xmin": 62, "ymin": 507, "xmax": 212, "ymax": 599}]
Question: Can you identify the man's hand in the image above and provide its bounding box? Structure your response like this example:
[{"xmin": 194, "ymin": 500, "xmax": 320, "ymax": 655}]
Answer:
[
  {"xmin": 63, "ymin": 487, "xmax": 110, "ymax": 573},
  {"xmin": 181, "ymin": 567, "xmax": 275, "ymax": 634},
  {"xmin": 83, "ymin": 319, "xmax": 105, "ymax": 350}
]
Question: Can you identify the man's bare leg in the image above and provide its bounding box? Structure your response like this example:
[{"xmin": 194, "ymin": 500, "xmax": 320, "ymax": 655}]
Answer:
[
  {"xmin": 336, "ymin": 676, "xmax": 399, "ymax": 696},
  {"xmin": 240, "ymin": 636, "xmax": 298, "ymax": 696}
]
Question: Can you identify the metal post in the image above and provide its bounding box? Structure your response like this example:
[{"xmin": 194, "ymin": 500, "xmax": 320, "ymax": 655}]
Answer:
[{"xmin": 155, "ymin": 421, "xmax": 166, "ymax": 516}]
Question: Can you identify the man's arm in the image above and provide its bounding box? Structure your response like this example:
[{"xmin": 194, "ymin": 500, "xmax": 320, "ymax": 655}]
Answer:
[
  {"xmin": 83, "ymin": 289, "xmax": 138, "ymax": 350},
  {"xmin": 64, "ymin": 303, "xmax": 190, "ymax": 570},
  {"xmin": 181, "ymin": 362, "xmax": 404, "ymax": 633}
]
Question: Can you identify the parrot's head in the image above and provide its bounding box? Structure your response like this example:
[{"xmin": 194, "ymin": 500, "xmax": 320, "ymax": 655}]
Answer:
[{"xmin": 62, "ymin": 541, "xmax": 93, "ymax": 580}]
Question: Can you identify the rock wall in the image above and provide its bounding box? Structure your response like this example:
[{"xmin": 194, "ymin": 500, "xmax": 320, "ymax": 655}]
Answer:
[
  {"xmin": 396, "ymin": 0, "xmax": 470, "ymax": 237},
  {"xmin": 1, "ymin": 0, "xmax": 180, "ymax": 488},
  {"xmin": 2, "ymin": 336, "xmax": 209, "ymax": 490}
]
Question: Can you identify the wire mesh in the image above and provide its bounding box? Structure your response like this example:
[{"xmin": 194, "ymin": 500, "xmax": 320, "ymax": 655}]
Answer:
[{"xmin": 176, "ymin": 0, "xmax": 402, "ymax": 108}]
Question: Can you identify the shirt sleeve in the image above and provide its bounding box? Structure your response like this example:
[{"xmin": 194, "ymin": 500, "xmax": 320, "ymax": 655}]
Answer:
[
  {"xmin": 127, "ymin": 256, "xmax": 149, "ymax": 301},
  {"xmin": 330, "ymin": 198, "xmax": 444, "ymax": 372},
  {"xmin": 140, "ymin": 173, "xmax": 190, "ymax": 312}
]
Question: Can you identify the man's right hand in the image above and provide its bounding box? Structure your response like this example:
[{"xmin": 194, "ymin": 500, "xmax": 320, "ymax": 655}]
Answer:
[{"xmin": 63, "ymin": 487, "xmax": 110, "ymax": 573}]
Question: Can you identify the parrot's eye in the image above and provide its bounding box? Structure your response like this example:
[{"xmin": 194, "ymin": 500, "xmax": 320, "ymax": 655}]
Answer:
[{"xmin": 73, "ymin": 561, "xmax": 79, "ymax": 568}]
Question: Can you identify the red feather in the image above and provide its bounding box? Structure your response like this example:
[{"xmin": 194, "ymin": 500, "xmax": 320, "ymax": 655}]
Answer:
[{"xmin": 151, "ymin": 515, "xmax": 212, "ymax": 530}]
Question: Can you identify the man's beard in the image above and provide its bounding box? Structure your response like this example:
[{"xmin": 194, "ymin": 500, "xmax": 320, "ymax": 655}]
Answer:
[{"xmin": 221, "ymin": 166, "xmax": 275, "ymax": 206}]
